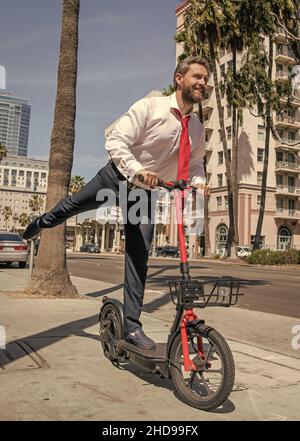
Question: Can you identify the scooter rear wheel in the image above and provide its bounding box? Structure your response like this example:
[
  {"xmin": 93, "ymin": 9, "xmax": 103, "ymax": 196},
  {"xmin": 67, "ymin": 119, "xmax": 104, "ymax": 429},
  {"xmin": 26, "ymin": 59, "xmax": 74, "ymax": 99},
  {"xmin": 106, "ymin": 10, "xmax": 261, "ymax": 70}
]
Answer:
[
  {"xmin": 169, "ymin": 325, "xmax": 235, "ymax": 411},
  {"xmin": 99, "ymin": 303, "xmax": 123, "ymax": 362}
]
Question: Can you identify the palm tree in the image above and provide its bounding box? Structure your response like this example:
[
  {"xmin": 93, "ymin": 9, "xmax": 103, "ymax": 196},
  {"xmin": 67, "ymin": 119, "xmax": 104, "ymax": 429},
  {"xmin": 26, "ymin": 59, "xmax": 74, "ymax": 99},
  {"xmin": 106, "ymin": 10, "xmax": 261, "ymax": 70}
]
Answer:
[
  {"xmin": 0, "ymin": 143, "xmax": 7, "ymax": 161},
  {"xmin": 178, "ymin": 0, "xmax": 238, "ymax": 258},
  {"xmin": 25, "ymin": 0, "xmax": 80, "ymax": 298},
  {"xmin": 1, "ymin": 206, "xmax": 12, "ymax": 231},
  {"xmin": 29, "ymin": 195, "xmax": 44, "ymax": 218},
  {"xmin": 69, "ymin": 175, "xmax": 85, "ymax": 251},
  {"xmin": 18, "ymin": 212, "xmax": 31, "ymax": 228}
]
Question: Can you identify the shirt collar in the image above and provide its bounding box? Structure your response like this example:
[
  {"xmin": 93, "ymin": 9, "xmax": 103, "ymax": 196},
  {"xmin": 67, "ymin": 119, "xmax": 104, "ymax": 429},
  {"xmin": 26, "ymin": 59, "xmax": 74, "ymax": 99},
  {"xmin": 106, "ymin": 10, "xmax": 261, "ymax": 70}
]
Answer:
[{"xmin": 169, "ymin": 92, "xmax": 194, "ymax": 117}]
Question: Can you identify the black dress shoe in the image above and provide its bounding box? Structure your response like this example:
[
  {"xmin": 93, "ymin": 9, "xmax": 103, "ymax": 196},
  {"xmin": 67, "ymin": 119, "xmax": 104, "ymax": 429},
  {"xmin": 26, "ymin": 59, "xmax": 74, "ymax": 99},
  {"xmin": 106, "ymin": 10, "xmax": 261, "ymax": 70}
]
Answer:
[
  {"xmin": 125, "ymin": 327, "xmax": 156, "ymax": 350},
  {"xmin": 23, "ymin": 215, "xmax": 44, "ymax": 240}
]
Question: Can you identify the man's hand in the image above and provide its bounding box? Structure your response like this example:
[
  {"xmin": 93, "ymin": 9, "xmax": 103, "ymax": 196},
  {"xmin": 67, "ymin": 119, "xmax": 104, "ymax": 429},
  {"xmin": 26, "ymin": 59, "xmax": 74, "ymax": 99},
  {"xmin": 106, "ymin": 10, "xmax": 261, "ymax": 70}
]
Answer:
[
  {"xmin": 194, "ymin": 183, "xmax": 210, "ymax": 198},
  {"xmin": 136, "ymin": 170, "xmax": 159, "ymax": 188}
]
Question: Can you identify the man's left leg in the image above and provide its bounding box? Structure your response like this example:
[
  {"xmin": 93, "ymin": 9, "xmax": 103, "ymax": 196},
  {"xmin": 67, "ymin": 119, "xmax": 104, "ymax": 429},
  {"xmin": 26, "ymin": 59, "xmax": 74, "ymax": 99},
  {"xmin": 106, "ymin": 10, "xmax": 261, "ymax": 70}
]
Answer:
[{"xmin": 123, "ymin": 221, "xmax": 155, "ymax": 349}]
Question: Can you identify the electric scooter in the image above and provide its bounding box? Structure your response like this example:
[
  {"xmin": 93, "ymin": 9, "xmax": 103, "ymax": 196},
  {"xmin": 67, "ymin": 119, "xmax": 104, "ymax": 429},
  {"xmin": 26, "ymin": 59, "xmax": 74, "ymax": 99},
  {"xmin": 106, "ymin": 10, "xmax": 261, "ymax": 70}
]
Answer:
[{"xmin": 99, "ymin": 178, "xmax": 243, "ymax": 411}]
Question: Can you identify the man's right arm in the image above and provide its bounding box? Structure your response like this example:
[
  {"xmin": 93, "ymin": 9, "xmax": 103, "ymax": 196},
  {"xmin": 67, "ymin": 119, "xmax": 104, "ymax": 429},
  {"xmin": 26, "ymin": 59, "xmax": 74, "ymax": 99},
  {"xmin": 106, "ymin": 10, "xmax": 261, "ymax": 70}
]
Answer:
[{"xmin": 105, "ymin": 98, "xmax": 149, "ymax": 182}]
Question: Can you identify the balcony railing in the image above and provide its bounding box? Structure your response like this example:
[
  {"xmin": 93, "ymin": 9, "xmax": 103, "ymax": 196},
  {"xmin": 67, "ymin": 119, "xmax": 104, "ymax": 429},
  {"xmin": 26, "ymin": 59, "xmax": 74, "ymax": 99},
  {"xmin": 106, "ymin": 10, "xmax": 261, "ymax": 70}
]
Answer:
[
  {"xmin": 275, "ymin": 161, "xmax": 300, "ymax": 171},
  {"xmin": 276, "ymin": 114, "xmax": 300, "ymax": 125},
  {"xmin": 275, "ymin": 70, "xmax": 289, "ymax": 80},
  {"xmin": 275, "ymin": 138, "xmax": 300, "ymax": 147},
  {"xmin": 275, "ymin": 45, "xmax": 295, "ymax": 60},
  {"xmin": 275, "ymin": 208, "xmax": 300, "ymax": 218},
  {"xmin": 276, "ymin": 185, "xmax": 300, "ymax": 194}
]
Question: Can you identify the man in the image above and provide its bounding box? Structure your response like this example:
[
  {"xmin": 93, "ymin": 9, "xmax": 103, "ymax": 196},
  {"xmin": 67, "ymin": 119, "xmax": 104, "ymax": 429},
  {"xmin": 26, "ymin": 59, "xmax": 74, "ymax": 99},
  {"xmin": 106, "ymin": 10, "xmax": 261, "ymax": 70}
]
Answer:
[{"xmin": 23, "ymin": 56, "xmax": 210, "ymax": 350}]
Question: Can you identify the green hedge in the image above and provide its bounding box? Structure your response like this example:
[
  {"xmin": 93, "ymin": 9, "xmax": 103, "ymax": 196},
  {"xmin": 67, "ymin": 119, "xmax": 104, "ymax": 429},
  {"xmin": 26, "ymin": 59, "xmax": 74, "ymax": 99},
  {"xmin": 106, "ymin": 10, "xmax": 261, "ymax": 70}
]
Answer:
[{"xmin": 247, "ymin": 248, "xmax": 300, "ymax": 265}]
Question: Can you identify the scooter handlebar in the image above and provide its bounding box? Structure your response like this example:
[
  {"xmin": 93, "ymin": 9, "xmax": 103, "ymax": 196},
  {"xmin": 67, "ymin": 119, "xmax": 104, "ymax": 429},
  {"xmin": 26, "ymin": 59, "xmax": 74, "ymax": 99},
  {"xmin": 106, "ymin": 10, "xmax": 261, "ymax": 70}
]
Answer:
[{"xmin": 137, "ymin": 175, "xmax": 187, "ymax": 191}]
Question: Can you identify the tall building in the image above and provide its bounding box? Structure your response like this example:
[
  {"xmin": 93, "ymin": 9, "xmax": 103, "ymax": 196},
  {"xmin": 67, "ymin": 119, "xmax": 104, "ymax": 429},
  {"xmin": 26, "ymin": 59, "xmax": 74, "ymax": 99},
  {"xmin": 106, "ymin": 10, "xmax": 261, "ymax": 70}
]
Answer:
[
  {"xmin": 0, "ymin": 66, "xmax": 31, "ymax": 157},
  {"xmin": 176, "ymin": 2, "xmax": 300, "ymax": 253}
]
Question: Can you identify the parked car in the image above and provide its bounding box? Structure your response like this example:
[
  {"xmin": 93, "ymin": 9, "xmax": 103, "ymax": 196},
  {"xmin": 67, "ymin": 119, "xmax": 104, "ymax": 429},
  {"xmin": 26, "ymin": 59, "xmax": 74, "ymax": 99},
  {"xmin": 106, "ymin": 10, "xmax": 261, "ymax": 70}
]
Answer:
[
  {"xmin": 236, "ymin": 246, "xmax": 252, "ymax": 258},
  {"xmin": 0, "ymin": 232, "xmax": 29, "ymax": 267},
  {"xmin": 79, "ymin": 243, "xmax": 100, "ymax": 253},
  {"xmin": 156, "ymin": 246, "xmax": 180, "ymax": 258}
]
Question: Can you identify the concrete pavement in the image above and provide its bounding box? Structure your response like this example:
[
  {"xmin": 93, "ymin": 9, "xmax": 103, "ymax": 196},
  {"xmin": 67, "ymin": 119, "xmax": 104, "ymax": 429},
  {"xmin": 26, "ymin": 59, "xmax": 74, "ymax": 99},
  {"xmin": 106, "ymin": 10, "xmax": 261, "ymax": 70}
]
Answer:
[{"xmin": 0, "ymin": 266, "xmax": 300, "ymax": 420}]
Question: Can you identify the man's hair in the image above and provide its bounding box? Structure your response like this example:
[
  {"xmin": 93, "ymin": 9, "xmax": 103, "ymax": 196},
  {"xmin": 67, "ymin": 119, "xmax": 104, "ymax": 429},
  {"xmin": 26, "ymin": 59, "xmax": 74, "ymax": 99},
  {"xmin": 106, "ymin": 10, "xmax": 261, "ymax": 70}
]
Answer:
[{"xmin": 173, "ymin": 56, "xmax": 210, "ymax": 90}]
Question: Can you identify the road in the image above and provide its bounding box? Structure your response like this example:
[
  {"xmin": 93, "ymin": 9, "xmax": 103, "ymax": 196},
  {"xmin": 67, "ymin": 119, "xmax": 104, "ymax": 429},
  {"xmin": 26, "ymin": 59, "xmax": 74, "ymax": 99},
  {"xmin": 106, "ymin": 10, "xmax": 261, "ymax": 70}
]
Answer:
[{"xmin": 67, "ymin": 253, "xmax": 300, "ymax": 318}]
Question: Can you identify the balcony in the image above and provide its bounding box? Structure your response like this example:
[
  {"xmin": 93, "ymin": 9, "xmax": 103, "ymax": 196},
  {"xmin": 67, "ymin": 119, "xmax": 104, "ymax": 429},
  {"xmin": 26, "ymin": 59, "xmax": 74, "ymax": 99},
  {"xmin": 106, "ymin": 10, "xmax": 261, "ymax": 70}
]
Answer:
[
  {"xmin": 275, "ymin": 161, "xmax": 300, "ymax": 173},
  {"xmin": 203, "ymin": 119, "xmax": 214, "ymax": 131},
  {"xmin": 275, "ymin": 138, "xmax": 300, "ymax": 152},
  {"xmin": 205, "ymin": 142, "xmax": 213, "ymax": 152},
  {"xmin": 275, "ymin": 27, "xmax": 287, "ymax": 43},
  {"xmin": 201, "ymin": 97, "xmax": 214, "ymax": 113},
  {"xmin": 275, "ymin": 69, "xmax": 289, "ymax": 82},
  {"xmin": 276, "ymin": 185, "xmax": 300, "ymax": 196},
  {"xmin": 274, "ymin": 208, "xmax": 300, "ymax": 219},
  {"xmin": 275, "ymin": 45, "xmax": 295, "ymax": 64},
  {"xmin": 275, "ymin": 114, "xmax": 300, "ymax": 129}
]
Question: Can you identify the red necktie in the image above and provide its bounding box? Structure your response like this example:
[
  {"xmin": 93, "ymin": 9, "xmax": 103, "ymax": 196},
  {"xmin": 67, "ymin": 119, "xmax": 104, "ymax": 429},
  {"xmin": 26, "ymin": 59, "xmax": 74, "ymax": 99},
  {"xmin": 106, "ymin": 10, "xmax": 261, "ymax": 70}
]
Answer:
[{"xmin": 175, "ymin": 110, "xmax": 191, "ymax": 181}]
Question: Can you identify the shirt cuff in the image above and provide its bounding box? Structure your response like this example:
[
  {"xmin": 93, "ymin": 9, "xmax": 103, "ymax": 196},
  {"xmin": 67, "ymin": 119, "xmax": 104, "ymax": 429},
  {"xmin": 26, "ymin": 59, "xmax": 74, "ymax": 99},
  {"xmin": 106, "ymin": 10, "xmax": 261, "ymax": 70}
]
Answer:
[
  {"xmin": 125, "ymin": 161, "xmax": 145, "ymax": 183},
  {"xmin": 191, "ymin": 176, "xmax": 206, "ymax": 186}
]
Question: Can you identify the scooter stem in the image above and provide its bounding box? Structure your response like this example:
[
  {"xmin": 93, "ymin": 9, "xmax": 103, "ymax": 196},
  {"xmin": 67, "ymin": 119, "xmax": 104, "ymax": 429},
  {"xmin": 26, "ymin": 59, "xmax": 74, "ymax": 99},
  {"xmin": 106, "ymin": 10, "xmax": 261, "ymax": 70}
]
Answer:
[{"xmin": 174, "ymin": 190, "xmax": 190, "ymax": 280}]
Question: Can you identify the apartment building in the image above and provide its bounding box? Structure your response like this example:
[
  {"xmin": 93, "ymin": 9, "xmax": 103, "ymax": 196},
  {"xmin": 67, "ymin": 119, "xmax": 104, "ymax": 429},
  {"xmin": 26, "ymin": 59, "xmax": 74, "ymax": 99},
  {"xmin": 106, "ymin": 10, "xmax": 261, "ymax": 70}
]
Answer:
[
  {"xmin": 0, "ymin": 155, "xmax": 48, "ymax": 231},
  {"xmin": 176, "ymin": 2, "xmax": 300, "ymax": 253}
]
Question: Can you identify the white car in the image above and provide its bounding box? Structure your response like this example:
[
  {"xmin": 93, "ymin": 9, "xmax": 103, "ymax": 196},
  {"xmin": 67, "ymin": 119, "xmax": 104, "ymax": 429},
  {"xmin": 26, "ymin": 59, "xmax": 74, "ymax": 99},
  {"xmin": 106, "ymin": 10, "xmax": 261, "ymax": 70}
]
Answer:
[
  {"xmin": 0, "ymin": 232, "xmax": 29, "ymax": 268},
  {"xmin": 236, "ymin": 246, "xmax": 252, "ymax": 258}
]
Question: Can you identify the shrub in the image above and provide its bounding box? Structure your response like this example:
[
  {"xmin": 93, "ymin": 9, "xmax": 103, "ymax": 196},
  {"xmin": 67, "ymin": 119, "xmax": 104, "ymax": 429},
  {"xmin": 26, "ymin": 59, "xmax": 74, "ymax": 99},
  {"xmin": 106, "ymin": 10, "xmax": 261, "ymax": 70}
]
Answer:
[{"xmin": 247, "ymin": 248, "xmax": 299, "ymax": 265}]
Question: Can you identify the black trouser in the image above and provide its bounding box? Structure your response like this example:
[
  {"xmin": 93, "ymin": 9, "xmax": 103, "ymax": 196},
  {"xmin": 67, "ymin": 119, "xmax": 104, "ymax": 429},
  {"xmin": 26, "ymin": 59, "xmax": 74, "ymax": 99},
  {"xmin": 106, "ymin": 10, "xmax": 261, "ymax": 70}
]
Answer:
[{"xmin": 41, "ymin": 160, "xmax": 155, "ymax": 335}]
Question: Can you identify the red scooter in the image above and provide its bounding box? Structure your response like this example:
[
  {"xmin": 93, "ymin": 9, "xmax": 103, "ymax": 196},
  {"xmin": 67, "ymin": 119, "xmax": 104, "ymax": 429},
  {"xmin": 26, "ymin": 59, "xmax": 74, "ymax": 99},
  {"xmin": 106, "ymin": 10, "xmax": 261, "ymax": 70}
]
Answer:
[{"xmin": 99, "ymin": 178, "xmax": 242, "ymax": 411}]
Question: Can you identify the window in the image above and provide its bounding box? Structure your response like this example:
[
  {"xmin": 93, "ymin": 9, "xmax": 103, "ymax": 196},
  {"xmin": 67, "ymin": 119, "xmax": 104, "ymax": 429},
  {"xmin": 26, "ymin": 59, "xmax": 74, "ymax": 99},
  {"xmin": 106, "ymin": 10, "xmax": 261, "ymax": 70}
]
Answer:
[
  {"xmin": 276, "ymin": 63, "xmax": 283, "ymax": 73},
  {"xmin": 288, "ymin": 131, "xmax": 296, "ymax": 141},
  {"xmin": 276, "ymin": 151, "xmax": 283, "ymax": 161},
  {"xmin": 227, "ymin": 105, "xmax": 232, "ymax": 119},
  {"xmin": 228, "ymin": 149, "xmax": 232, "ymax": 162},
  {"xmin": 226, "ymin": 126, "xmax": 232, "ymax": 140},
  {"xmin": 224, "ymin": 196, "xmax": 228, "ymax": 209},
  {"xmin": 218, "ymin": 129, "xmax": 222, "ymax": 142},
  {"xmin": 217, "ymin": 174, "xmax": 223, "ymax": 187},
  {"xmin": 257, "ymin": 172, "xmax": 263, "ymax": 185},
  {"xmin": 227, "ymin": 60, "xmax": 233, "ymax": 71},
  {"xmin": 276, "ymin": 198, "xmax": 283, "ymax": 210},
  {"xmin": 257, "ymin": 148, "xmax": 264, "ymax": 162},
  {"xmin": 220, "ymin": 64, "xmax": 225, "ymax": 78},
  {"xmin": 276, "ymin": 175, "xmax": 283, "ymax": 186},
  {"xmin": 217, "ymin": 196, "xmax": 222, "ymax": 210},
  {"xmin": 218, "ymin": 151, "xmax": 224, "ymax": 165},
  {"xmin": 258, "ymin": 125, "xmax": 265, "ymax": 141},
  {"xmin": 257, "ymin": 195, "xmax": 261, "ymax": 207}
]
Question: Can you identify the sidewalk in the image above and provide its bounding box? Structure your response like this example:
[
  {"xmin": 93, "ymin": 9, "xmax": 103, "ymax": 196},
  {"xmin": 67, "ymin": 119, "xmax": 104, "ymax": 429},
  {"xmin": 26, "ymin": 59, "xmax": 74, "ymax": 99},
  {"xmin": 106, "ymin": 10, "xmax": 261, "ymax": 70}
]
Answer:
[{"xmin": 0, "ymin": 267, "xmax": 300, "ymax": 420}]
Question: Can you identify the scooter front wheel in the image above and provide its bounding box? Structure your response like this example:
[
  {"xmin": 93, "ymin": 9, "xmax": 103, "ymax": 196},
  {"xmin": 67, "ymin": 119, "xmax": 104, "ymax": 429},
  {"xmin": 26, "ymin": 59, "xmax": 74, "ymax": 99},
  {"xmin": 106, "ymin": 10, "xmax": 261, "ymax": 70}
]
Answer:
[{"xmin": 169, "ymin": 325, "xmax": 235, "ymax": 411}]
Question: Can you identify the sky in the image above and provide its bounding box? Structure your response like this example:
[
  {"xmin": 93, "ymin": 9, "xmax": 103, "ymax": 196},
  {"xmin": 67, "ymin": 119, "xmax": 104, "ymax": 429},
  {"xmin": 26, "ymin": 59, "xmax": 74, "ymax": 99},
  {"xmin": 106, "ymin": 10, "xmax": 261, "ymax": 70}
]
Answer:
[{"xmin": 0, "ymin": 0, "xmax": 183, "ymax": 181}]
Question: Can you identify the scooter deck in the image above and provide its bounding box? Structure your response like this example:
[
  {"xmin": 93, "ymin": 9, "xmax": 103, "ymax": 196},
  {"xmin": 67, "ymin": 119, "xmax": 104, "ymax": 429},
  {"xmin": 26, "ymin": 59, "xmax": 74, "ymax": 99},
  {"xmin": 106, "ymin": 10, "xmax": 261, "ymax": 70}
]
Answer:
[{"xmin": 118, "ymin": 340, "xmax": 167, "ymax": 361}]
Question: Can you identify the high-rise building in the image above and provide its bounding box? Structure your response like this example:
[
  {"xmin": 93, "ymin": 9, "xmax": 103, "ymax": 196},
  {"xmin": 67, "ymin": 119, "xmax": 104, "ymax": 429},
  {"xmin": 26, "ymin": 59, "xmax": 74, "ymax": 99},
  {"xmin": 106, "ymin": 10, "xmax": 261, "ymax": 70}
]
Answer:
[
  {"xmin": 176, "ymin": 2, "xmax": 300, "ymax": 253},
  {"xmin": 0, "ymin": 66, "xmax": 31, "ymax": 157}
]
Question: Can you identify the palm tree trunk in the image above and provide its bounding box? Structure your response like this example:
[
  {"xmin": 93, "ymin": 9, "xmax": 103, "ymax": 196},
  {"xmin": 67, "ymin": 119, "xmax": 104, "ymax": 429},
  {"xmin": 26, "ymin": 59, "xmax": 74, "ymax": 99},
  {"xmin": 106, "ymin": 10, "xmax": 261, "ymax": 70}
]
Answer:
[
  {"xmin": 198, "ymin": 102, "xmax": 211, "ymax": 257},
  {"xmin": 231, "ymin": 41, "xmax": 239, "ymax": 254},
  {"xmin": 208, "ymin": 31, "xmax": 235, "ymax": 258},
  {"xmin": 25, "ymin": 0, "xmax": 80, "ymax": 297},
  {"xmin": 253, "ymin": 38, "xmax": 273, "ymax": 250}
]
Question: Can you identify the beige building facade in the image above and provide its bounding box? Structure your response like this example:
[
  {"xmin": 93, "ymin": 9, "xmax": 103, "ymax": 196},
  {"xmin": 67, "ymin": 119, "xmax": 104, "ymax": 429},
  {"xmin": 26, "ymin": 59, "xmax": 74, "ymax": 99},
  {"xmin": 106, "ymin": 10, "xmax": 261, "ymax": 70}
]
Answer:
[
  {"xmin": 0, "ymin": 155, "xmax": 48, "ymax": 231},
  {"xmin": 176, "ymin": 1, "xmax": 300, "ymax": 253}
]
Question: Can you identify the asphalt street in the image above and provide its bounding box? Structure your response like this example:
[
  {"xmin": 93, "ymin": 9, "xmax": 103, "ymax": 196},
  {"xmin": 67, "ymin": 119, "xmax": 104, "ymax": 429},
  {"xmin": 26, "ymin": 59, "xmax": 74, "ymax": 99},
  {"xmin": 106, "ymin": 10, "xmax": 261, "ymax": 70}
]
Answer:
[{"xmin": 66, "ymin": 253, "xmax": 300, "ymax": 319}]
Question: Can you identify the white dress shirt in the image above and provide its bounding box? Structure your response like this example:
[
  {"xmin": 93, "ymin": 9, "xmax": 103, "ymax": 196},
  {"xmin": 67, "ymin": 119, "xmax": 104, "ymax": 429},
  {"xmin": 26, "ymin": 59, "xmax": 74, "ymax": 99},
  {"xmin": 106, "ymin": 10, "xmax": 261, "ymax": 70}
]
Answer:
[{"xmin": 105, "ymin": 92, "xmax": 206, "ymax": 188}]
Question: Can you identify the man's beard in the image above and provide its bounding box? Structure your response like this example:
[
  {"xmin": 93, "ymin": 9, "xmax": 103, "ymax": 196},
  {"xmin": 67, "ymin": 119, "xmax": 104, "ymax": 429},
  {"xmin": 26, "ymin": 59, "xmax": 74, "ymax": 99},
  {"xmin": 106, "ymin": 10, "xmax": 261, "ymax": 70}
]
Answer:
[{"xmin": 182, "ymin": 85, "xmax": 204, "ymax": 104}]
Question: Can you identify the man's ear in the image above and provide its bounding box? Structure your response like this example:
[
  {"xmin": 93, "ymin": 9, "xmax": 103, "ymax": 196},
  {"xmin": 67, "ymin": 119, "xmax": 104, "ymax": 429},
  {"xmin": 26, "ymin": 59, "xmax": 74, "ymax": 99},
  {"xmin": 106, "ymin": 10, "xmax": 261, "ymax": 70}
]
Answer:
[{"xmin": 175, "ymin": 73, "xmax": 182, "ymax": 89}]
